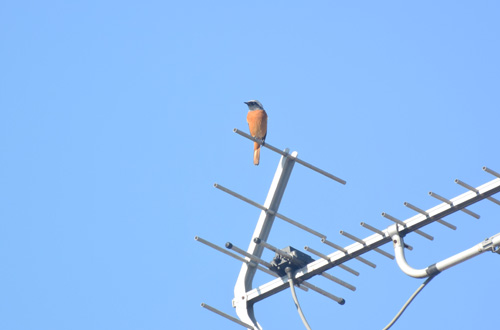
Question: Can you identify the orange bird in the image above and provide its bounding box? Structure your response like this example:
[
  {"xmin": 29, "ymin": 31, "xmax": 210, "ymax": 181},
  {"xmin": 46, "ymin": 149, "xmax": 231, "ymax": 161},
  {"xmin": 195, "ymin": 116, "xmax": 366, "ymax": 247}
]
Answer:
[{"xmin": 245, "ymin": 100, "xmax": 268, "ymax": 165}]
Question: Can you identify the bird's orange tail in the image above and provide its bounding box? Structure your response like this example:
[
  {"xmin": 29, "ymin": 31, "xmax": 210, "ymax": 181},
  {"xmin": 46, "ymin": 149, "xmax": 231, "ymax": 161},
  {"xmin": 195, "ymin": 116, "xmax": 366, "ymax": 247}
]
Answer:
[{"xmin": 253, "ymin": 142, "xmax": 260, "ymax": 165}]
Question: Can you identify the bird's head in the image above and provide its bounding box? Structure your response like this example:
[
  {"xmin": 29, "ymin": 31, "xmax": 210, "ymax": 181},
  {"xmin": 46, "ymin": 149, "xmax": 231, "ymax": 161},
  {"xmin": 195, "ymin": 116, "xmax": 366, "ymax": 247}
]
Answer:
[{"xmin": 244, "ymin": 100, "xmax": 264, "ymax": 111}]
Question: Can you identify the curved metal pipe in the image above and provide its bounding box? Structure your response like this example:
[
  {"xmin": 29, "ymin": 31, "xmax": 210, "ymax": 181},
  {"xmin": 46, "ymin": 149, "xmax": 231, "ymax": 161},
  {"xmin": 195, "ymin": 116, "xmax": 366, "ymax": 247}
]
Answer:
[
  {"xmin": 391, "ymin": 234, "xmax": 429, "ymax": 278},
  {"xmin": 389, "ymin": 225, "xmax": 500, "ymax": 279}
]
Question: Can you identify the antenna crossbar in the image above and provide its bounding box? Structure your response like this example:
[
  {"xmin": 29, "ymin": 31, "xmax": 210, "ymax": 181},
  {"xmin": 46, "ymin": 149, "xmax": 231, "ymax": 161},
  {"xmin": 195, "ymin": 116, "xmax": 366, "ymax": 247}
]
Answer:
[
  {"xmin": 404, "ymin": 202, "xmax": 457, "ymax": 230},
  {"xmin": 456, "ymin": 179, "xmax": 500, "ymax": 205},
  {"xmin": 300, "ymin": 281, "xmax": 345, "ymax": 305},
  {"xmin": 305, "ymin": 246, "xmax": 361, "ymax": 276},
  {"xmin": 382, "ymin": 212, "xmax": 434, "ymax": 240},
  {"xmin": 214, "ymin": 183, "xmax": 326, "ymax": 238},
  {"xmin": 201, "ymin": 303, "xmax": 255, "ymax": 329},
  {"xmin": 195, "ymin": 236, "xmax": 278, "ymax": 278},
  {"xmin": 429, "ymin": 191, "xmax": 480, "ymax": 219},
  {"xmin": 321, "ymin": 238, "xmax": 376, "ymax": 268},
  {"xmin": 233, "ymin": 128, "xmax": 346, "ymax": 185},
  {"xmin": 484, "ymin": 166, "xmax": 500, "ymax": 178}
]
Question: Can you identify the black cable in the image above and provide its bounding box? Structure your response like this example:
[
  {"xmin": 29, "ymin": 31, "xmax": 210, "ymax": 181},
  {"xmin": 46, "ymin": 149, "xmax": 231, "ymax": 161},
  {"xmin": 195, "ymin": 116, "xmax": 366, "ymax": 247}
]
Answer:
[
  {"xmin": 286, "ymin": 267, "xmax": 312, "ymax": 330},
  {"xmin": 382, "ymin": 275, "xmax": 436, "ymax": 330}
]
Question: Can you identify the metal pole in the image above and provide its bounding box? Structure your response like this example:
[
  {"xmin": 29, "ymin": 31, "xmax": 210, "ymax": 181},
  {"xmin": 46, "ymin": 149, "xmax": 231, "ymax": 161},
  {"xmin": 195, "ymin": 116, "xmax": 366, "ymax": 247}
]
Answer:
[{"xmin": 233, "ymin": 150, "xmax": 298, "ymax": 330}]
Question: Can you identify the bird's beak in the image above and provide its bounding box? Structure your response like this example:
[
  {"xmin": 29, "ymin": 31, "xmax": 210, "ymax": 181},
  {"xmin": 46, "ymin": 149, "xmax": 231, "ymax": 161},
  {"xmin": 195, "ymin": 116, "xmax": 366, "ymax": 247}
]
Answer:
[{"xmin": 244, "ymin": 101, "xmax": 249, "ymax": 105}]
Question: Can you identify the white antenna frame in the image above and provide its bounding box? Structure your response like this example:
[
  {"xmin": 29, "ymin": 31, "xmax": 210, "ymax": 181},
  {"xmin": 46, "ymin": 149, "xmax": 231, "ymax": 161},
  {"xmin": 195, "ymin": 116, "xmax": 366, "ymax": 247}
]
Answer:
[{"xmin": 197, "ymin": 130, "xmax": 500, "ymax": 330}]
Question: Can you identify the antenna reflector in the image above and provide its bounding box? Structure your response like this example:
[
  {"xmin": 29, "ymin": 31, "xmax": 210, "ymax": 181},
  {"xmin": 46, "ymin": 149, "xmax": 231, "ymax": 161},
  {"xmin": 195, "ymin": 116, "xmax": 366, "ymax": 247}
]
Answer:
[
  {"xmin": 429, "ymin": 191, "xmax": 480, "ymax": 219},
  {"xmin": 201, "ymin": 303, "xmax": 255, "ymax": 329},
  {"xmin": 321, "ymin": 237, "xmax": 376, "ymax": 268},
  {"xmin": 455, "ymin": 179, "xmax": 479, "ymax": 193},
  {"xmin": 254, "ymin": 238, "xmax": 293, "ymax": 259},
  {"xmin": 195, "ymin": 236, "xmax": 247, "ymax": 263},
  {"xmin": 226, "ymin": 242, "xmax": 273, "ymax": 269},
  {"xmin": 300, "ymin": 281, "xmax": 345, "ymax": 305},
  {"xmin": 304, "ymin": 246, "xmax": 329, "ymax": 260},
  {"xmin": 214, "ymin": 183, "xmax": 326, "ymax": 238},
  {"xmin": 381, "ymin": 212, "xmax": 434, "ymax": 241},
  {"xmin": 321, "ymin": 272, "xmax": 356, "ymax": 291},
  {"xmin": 404, "ymin": 201, "xmax": 456, "ymax": 230},
  {"xmin": 456, "ymin": 178, "xmax": 500, "ymax": 205},
  {"xmin": 214, "ymin": 183, "xmax": 266, "ymax": 211},
  {"xmin": 195, "ymin": 236, "xmax": 278, "ymax": 278},
  {"xmin": 305, "ymin": 246, "xmax": 360, "ymax": 275},
  {"xmin": 233, "ymin": 128, "xmax": 347, "ymax": 184},
  {"xmin": 360, "ymin": 222, "xmax": 385, "ymax": 236},
  {"xmin": 340, "ymin": 230, "xmax": 393, "ymax": 259},
  {"xmin": 483, "ymin": 166, "xmax": 500, "ymax": 178},
  {"xmin": 339, "ymin": 230, "xmax": 365, "ymax": 244}
]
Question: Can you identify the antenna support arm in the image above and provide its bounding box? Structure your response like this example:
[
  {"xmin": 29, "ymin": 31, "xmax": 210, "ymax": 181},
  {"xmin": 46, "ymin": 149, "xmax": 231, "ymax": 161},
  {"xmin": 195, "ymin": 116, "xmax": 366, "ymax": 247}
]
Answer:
[{"xmin": 388, "ymin": 225, "xmax": 500, "ymax": 278}]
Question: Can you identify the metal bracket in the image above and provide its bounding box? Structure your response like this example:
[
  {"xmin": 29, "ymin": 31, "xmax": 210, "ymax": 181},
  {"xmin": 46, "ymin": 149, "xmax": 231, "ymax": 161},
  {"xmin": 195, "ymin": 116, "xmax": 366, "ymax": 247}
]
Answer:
[{"xmin": 481, "ymin": 233, "xmax": 500, "ymax": 254}]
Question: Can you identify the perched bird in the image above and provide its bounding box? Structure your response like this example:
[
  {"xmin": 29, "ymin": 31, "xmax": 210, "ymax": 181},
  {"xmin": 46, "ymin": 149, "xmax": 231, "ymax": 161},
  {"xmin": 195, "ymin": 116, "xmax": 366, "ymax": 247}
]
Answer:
[{"xmin": 245, "ymin": 100, "xmax": 268, "ymax": 165}]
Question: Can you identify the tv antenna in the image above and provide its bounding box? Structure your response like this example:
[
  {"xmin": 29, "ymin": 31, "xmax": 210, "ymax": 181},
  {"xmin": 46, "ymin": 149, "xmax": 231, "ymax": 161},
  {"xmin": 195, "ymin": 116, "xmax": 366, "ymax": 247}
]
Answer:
[{"xmin": 196, "ymin": 128, "xmax": 500, "ymax": 329}]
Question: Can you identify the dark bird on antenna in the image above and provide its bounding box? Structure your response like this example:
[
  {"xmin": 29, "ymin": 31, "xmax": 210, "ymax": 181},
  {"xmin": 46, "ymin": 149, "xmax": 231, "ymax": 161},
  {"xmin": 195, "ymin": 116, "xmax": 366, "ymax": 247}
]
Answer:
[{"xmin": 245, "ymin": 100, "xmax": 268, "ymax": 165}]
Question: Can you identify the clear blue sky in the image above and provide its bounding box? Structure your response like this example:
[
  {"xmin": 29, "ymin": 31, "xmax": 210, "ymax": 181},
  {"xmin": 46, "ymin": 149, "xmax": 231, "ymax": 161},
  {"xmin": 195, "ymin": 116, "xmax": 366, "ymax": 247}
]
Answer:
[{"xmin": 1, "ymin": 1, "xmax": 499, "ymax": 329}]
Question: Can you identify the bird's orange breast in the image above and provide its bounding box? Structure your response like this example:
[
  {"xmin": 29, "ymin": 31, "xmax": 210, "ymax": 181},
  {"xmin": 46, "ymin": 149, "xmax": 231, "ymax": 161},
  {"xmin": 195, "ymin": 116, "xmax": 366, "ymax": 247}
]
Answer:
[{"xmin": 246, "ymin": 110, "xmax": 268, "ymax": 139}]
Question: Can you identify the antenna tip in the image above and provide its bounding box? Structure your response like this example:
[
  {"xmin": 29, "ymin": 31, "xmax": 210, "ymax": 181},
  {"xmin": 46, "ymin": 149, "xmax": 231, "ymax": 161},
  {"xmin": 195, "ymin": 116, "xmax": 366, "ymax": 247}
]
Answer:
[
  {"xmin": 213, "ymin": 183, "xmax": 218, "ymax": 188},
  {"xmin": 253, "ymin": 237, "xmax": 261, "ymax": 244},
  {"xmin": 225, "ymin": 242, "xmax": 233, "ymax": 249},
  {"xmin": 339, "ymin": 299, "xmax": 346, "ymax": 305},
  {"xmin": 194, "ymin": 236, "xmax": 199, "ymax": 240},
  {"xmin": 233, "ymin": 128, "xmax": 238, "ymax": 132}
]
